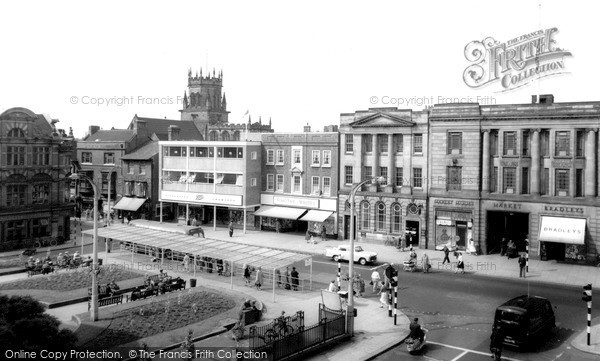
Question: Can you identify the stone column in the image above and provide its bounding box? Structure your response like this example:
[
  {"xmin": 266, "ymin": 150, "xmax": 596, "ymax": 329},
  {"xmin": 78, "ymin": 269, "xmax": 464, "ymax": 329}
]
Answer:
[
  {"xmin": 482, "ymin": 130, "xmax": 490, "ymax": 193},
  {"xmin": 586, "ymin": 129, "xmax": 596, "ymax": 197},
  {"xmin": 401, "ymin": 133, "xmax": 413, "ymax": 195},
  {"xmin": 531, "ymin": 129, "xmax": 540, "ymax": 195},
  {"xmin": 372, "ymin": 134, "xmax": 379, "ymax": 178},
  {"xmin": 386, "ymin": 134, "xmax": 395, "ymax": 192}
]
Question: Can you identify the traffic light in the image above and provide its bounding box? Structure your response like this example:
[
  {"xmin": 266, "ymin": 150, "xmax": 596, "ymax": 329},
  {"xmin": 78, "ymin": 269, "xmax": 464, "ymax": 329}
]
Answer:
[
  {"xmin": 390, "ymin": 276, "xmax": 398, "ymax": 287},
  {"xmin": 582, "ymin": 284, "xmax": 592, "ymax": 302}
]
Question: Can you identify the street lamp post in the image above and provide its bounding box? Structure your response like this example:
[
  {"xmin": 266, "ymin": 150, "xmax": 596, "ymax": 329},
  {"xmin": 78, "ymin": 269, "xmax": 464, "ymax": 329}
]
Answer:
[
  {"xmin": 106, "ymin": 166, "xmax": 120, "ymax": 227},
  {"xmin": 70, "ymin": 173, "xmax": 99, "ymax": 321},
  {"xmin": 348, "ymin": 176, "xmax": 385, "ymax": 312}
]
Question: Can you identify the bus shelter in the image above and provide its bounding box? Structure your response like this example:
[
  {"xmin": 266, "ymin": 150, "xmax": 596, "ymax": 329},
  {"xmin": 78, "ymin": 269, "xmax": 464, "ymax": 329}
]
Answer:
[{"xmin": 82, "ymin": 223, "xmax": 312, "ymax": 301}]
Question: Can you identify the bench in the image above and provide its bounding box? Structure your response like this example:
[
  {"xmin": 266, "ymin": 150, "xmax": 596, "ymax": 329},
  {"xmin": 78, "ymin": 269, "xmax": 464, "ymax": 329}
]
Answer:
[
  {"xmin": 88, "ymin": 285, "xmax": 118, "ymax": 299},
  {"xmin": 88, "ymin": 294, "xmax": 123, "ymax": 310},
  {"xmin": 131, "ymin": 286, "xmax": 158, "ymax": 301},
  {"xmin": 147, "ymin": 273, "xmax": 168, "ymax": 284}
]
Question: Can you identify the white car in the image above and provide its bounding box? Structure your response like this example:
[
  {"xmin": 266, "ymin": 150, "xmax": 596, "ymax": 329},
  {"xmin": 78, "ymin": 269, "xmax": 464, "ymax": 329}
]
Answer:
[{"xmin": 324, "ymin": 245, "xmax": 378, "ymax": 265}]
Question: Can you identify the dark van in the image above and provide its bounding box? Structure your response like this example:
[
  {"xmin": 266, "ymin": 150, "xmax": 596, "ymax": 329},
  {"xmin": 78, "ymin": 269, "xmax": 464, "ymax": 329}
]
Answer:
[{"xmin": 493, "ymin": 295, "xmax": 555, "ymax": 348}]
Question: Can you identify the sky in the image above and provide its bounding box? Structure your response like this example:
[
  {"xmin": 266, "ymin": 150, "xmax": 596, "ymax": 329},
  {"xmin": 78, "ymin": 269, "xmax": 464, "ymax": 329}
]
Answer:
[{"xmin": 0, "ymin": 0, "xmax": 598, "ymax": 138}]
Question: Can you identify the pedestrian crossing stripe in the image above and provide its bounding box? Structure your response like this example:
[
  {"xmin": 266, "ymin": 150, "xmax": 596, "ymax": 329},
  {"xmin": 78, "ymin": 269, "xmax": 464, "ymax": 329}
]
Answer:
[{"xmin": 427, "ymin": 341, "xmax": 524, "ymax": 361}]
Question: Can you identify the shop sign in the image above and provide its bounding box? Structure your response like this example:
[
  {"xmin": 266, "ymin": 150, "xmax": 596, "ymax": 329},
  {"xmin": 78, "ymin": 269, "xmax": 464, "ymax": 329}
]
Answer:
[
  {"xmin": 434, "ymin": 199, "xmax": 474, "ymax": 207},
  {"xmin": 492, "ymin": 202, "xmax": 521, "ymax": 210},
  {"xmin": 551, "ymin": 160, "xmax": 573, "ymax": 168},
  {"xmin": 273, "ymin": 196, "xmax": 319, "ymax": 208},
  {"xmin": 543, "ymin": 205, "xmax": 584, "ymax": 214},
  {"xmin": 160, "ymin": 190, "xmax": 242, "ymax": 206},
  {"xmin": 500, "ymin": 159, "xmax": 519, "ymax": 167}
]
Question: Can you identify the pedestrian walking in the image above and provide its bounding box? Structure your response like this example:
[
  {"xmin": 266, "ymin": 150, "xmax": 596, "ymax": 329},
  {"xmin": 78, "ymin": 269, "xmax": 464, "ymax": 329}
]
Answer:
[
  {"xmin": 518, "ymin": 254, "xmax": 526, "ymax": 278},
  {"xmin": 370, "ymin": 269, "xmax": 381, "ymax": 293},
  {"xmin": 353, "ymin": 274, "xmax": 362, "ymax": 297},
  {"xmin": 455, "ymin": 253, "xmax": 465, "ymax": 274},
  {"xmin": 421, "ymin": 253, "xmax": 431, "ymax": 273},
  {"xmin": 275, "ymin": 268, "xmax": 282, "ymax": 287},
  {"xmin": 384, "ymin": 263, "xmax": 397, "ymax": 288},
  {"xmin": 183, "ymin": 254, "xmax": 190, "ymax": 272},
  {"xmin": 378, "ymin": 284, "xmax": 389, "ymax": 308},
  {"xmin": 254, "ymin": 267, "xmax": 263, "ymax": 290},
  {"xmin": 490, "ymin": 325, "xmax": 504, "ymax": 360},
  {"xmin": 442, "ymin": 245, "xmax": 450, "ymax": 264},
  {"xmin": 284, "ymin": 266, "xmax": 291, "ymax": 290},
  {"xmin": 500, "ymin": 237, "xmax": 508, "ymax": 256},
  {"xmin": 321, "ymin": 224, "xmax": 327, "ymax": 242},
  {"xmin": 243, "ymin": 264, "xmax": 251, "ymax": 286},
  {"xmin": 291, "ymin": 267, "xmax": 299, "ymax": 291},
  {"xmin": 228, "ymin": 220, "xmax": 234, "ymax": 237},
  {"xmin": 126, "ymin": 212, "xmax": 132, "ymax": 224},
  {"xmin": 400, "ymin": 235, "xmax": 406, "ymax": 252}
]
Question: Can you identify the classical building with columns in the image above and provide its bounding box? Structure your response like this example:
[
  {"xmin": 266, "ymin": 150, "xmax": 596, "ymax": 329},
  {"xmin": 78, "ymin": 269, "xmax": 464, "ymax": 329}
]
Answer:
[
  {"xmin": 338, "ymin": 107, "xmax": 429, "ymax": 246},
  {"xmin": 429, "ymin": 95, "xmax": 600, "ymax": 263}
]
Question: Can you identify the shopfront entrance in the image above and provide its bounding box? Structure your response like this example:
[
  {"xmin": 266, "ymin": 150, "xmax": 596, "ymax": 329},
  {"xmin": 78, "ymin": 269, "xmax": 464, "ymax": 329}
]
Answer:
[
  {"xmin": 405, "ymin": 220, "xmax": 420, "ymax": 247},
  {"xmin": 487, "ymin": 211, "xmax": 529, "ymax": 254}
]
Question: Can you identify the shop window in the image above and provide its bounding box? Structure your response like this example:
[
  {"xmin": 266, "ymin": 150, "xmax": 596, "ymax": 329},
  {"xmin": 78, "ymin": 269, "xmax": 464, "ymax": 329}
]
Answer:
[
  {"xmin": 162, "ymin": 170, "xmax": 185, "ymax": 183},
  {"xmin": 576, "ymin": 169, "xmax": 584, "ymax": 197},
  {"xmin": 344, "ymin": 166, "xmax": 353, "ymax": 185},
  {"xmin": 447, "ymin": 166, "xmax": 462, "ymax": 191},
  {"xmin": 363, "ymin": 135, "xmax": 373, "ymax": 153},
  {"xmin": 503, "ymin": 132, "xmax": 516, "ymax": 156},
  {"xmin": 134, "ymin": 182, "xmax": 147, "ymax": 197},
  {"xmin": 276, "ymin": 174, "xmax": 284, "ymax": 192},
  {"xmin": 124, "ymin": 181, "xmax": 134, "ymax": 196},
  {"xmin": 376, "ymin": 202, "xmax": 386, "ymax": 231},
  {"xmin": 413, "ymin": 134, "xmax": 423, "ymax": 154},
  {"xmin": 345, "ymin": 134, "xmax": 353, "ymax": 153},
  {"xmin": 555, "ymin": 169, "xmax": 569, "ymax": 196},
  {"xmin": 395, "ymin": 167, "xmax": 403, "ymax": 187},
  {"xmin": 322, "ymin": 177, "xmax": 331, "ymax": 196},
  {"xmin": 447, "ymin": 132, "xmax": 462, "ymax": 154},
  {"xmin": 378, "ymin": 134, "xmax": 388, "ymax": 153},
  {"xmin": 360, "ymin": 201, "xmax": 370, "ymax": 230},
  {"xmin": 391, "ymin": 203, "xmax": 402, "ymax": 233},
  {"xmin": 189, "ymin": 172, "xmax": 214, "ymax": 184},
  {"xmin": 413, "ymin": 168, "xmax": 422, "ymax": 188},
  {"xmin": 266, "ymin": 174, "xmax": 274, "ymax": 191},
  {"xmin": 555, "ymin": 131, "xmax": 570, "ymax": 157},
  {"xmin": 521, "ymin": 167, "xmax": 529, "ymax": 194},
  {"xmin": 503, "ymin": 167, "xmax": 516, "ymax": 193},
  {"xmin": 216, "ymin": 173, "xmax": 238, "ymax": 185},
  {"xmin": 576, "ymin": 131, "xmax": 585, "ymax": 157},
  {"xmin": 394, "ymin": 134, "xmax": 403, "ymax": 153},
  {"xmin": 32, "ymin": 218, "xmax": 49, "ymax": 237}
]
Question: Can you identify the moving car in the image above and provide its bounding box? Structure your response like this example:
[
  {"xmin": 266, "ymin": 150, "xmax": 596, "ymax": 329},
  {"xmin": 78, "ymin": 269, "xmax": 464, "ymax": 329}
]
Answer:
[
  {"xmin": 324, "ymin": 245, "xmax": 377, "ymax": 265},
  {"xmin": 493, "ymin": 295, "xmax": 555, "ymax": 349}
]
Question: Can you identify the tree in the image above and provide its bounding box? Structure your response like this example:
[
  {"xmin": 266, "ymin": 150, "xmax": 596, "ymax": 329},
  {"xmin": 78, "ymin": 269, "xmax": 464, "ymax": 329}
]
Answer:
[{"xmin": 0, "ymin": 295, "xmax": 77, "ymax": 353}]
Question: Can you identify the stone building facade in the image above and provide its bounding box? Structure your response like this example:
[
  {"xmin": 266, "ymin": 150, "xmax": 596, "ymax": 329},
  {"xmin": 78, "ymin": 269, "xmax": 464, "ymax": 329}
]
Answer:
[
  {"xmin": 429, "ymin": 95, "xmax": 600, "ymax": 263},
  {"xmin": 338, "ymin": 107, "xmax": 429, "ymax": 246}
]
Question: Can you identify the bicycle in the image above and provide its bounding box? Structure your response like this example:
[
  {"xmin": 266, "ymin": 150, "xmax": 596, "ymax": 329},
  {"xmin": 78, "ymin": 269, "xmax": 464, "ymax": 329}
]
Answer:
[
  {"xmin": 263, "ymin": 311, "xmax": 294, "ymax": 343},
  {"xmin": 33, "ymin": 237, "xmax": 58, "ymax": 248}
]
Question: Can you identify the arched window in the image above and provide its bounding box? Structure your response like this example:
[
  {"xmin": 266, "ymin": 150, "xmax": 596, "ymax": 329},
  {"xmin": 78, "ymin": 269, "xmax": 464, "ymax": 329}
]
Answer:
[
  {"xmin": 209, "ymin": 131, "xmax": 217, "ymax": 141},
  {"xmin": 360, "ymin": 201, "xmax": 370, "ymax": 230},
  {"xmin": 391, "ymin": 203, "xmax": 402, "ymax": 233},
  {"xmin": 233, "ymin": 131, "xmax": 240, "ymax": 141},
  {"xmin": 8, "ymin": 128, "xmax": 25, "ymax": 137},
  {"xmin": 376, "ymin": 202, "xmax": 386, "ymax": 231},
  {"xmin": 221, "ymin": 132, "xmax": 230, "ymax": 141}
]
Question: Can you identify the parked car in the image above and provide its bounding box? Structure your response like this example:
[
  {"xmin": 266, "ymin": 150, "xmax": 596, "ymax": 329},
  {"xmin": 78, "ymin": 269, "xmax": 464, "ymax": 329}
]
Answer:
[
  {"xmin": 493, "ymin": 295, "xmax": 555, "ymax": 349},
  {"xmin": 324, "ymin": 245, "xmax": 377, "ymax": 265}
]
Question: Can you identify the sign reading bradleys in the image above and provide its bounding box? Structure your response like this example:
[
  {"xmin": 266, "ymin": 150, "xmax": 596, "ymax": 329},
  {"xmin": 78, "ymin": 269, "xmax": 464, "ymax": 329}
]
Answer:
[{"xmin": 491, "ymin": 202, "xmax": 584, "ymax": 214}]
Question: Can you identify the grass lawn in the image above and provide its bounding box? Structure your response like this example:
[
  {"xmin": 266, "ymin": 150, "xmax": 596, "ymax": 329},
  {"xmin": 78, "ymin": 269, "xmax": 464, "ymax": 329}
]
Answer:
[{"xmin": 81, "ymin": 288, "xmax": 236, "ymax": 351}]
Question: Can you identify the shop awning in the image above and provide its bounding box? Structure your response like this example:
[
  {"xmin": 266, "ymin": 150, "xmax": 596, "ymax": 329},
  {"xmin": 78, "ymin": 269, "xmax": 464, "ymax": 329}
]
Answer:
[
  {"xmin": 113, "ymin": 197, "xmax": 146, "ymax": 211},
  {"xmin": 538, "ymin": 216, "xmax": 586, "ymax": 245},
  {"xmin": 299, "ymin": 210, "xmax": 333, "ymax": 223},
  {"xmin": 254, "ymin": 206, "xmax": 307, "ymax": 220}
]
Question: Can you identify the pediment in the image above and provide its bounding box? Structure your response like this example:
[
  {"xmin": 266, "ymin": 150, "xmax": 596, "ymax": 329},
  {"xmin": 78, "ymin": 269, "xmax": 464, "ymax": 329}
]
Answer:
[{"xmin": 349, "ymin": 112, "xmax": 414, "ymax": 128}]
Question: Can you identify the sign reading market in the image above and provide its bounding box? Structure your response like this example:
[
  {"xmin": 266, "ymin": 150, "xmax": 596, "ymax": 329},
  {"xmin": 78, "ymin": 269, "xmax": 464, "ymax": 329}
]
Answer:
[
  {"xmin": 160, "ymin": 190, "xmax": 242, "ymax": 206},
  {"xmin": 463, "ymin": 28, "xmax": 572, "ymax": 92}
]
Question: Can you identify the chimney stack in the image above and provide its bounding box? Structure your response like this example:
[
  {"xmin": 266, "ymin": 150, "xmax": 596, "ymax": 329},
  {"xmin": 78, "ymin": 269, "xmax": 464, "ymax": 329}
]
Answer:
[
  {"xmin": 531, "ymin": 95, "xmax": 538, "ymax": 104},
  {"xmin": 89, "ymin": 125, "xmax": 100, "ymax": 136},
  {"xmin": 538, "ymin": 94, "xmax": 554, "ymax": 105},
  {"xmin": 303, "ymin": 123, "xmax": 311, "ymax": 133},
  {"xmin": 168, "ymin": 125, "xmax": 181, "ymax": 140}
]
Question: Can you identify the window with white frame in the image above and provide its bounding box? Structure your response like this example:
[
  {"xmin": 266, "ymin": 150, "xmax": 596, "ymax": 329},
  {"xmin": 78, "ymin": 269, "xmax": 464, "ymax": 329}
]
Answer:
[
  {"xmin": 413, "ymin": 168, "xmax": 422, "ymax": 188},
  {"xmin": 555, "ymin": 169, "xmax": 569, "ymax": 196},
  {"xmin": 322, "ymin": 177, "xmax": 331, "ymax": 196},
  {"xmin": 413, "ymin": 134, "xmax": 423, "ymax": 154},
  {"xmin": 266, "ymin": 174, "xmax": 274, "ymax": 191},
  {"xmin": 311, "ymin": 150, "xmax": 320, "ymax": 166},
  {"xmin": 344, "ymin": 166, "xmax": 353, "ymax": 185},
  {"xmin": 364, "ymin": 135, "xmax": 373, "ymax": 153},
  {"xmin": 293, "ymin": 175, "xmax": 301, "ymax": 193},
  {"xmin": 276, "ymin": 174, "xmax": 284, "ymax": 192},
  {"xmin": 127, "ymin": 163, "xmax": 134, "ymax": 174},
  {"xmin": 555, "ymin": 131, "xmax": 570, "ymax": 156},
  {"xmin": 345, "ymin": 134, "xmax": 353, "ymax": 153},
  {"xmin": 276, "ymin": 149, "xmax": 284, "ymax": 164},
  {"xmin": 394, "ymin": 134, "xmax": 403, "ymax": 153},
  {"xmin": 251, "ymin": 178, "xmax": 257, "ymax": 187},
  {"xmin": 104, "ymin": 152, "xmax": 115, "ymax": 164},
  {"xmin": 503, "ymin": 167, "xmax": 516, "ymax": 193},
  {"xmin": 33, "ymin": 147, "xmax": 50, "ymax": 166},
  {"xmin": 391, "ymin": 203, "xmax": 402, "ymax": 233},
  {"xmin": 311, "ymin": 176, "xmax": 320, "ymax": 194},
  {"xmin": 376, "ymin": 202, "xmax": 386, "ymax": 231},
  {"xmin": 81, "ymin": 152, "xmax": 92, "ymax": 164},
  {"xmin": 251, "ymin": 151, "xmax": 257, "ymax": 160},
  {"xmin": 139, "ymin": 164, "xmax": 146, "ymax": 175},
  {"xmin": 322, "ymin": 150, "xmax": 331, "ymax": 167},
  {"xmin": 503, "ymin": 132, "xmax": 516, "ymax": 156},
  {"xmin": 7, "ymin": 146, "xmax": 26, "ymax": 166},
  {"xmin": 266, "ymin": 150, "xmax": 274, "ymax": 164},
  {"xmin": 360, "ymin": 201, "xmax": 370, "ymax": 229},
  {"xmin": 292, "ymin": 147, "xmax": 302, "ymax": 165}
]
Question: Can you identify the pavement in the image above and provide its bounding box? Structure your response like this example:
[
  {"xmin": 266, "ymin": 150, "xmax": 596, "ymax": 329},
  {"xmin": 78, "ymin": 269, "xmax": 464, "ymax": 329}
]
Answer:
[{"xmin": 1, "ymin": 219, "xmax": 600, "ymax": 359}]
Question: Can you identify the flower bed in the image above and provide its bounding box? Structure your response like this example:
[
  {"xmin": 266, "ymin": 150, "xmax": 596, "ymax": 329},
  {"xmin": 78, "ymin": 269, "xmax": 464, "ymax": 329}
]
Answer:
[
  {"xmin": 0, "ymin": 265, "xmax": 141, "ymax": 292},
  {"xmin": 84, "ymin": 288, "xmax": 236, "ymax": 350}
]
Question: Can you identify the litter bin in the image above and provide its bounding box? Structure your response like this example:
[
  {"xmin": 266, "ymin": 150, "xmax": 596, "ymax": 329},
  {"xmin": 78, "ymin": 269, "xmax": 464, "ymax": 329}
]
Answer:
[{"xmin": 189, "ymin": 278, "xmax": 197, "ymax": 288}]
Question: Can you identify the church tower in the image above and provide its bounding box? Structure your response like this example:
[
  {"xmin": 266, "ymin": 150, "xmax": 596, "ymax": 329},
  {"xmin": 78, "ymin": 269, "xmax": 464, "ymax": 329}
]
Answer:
[{"xmin": 180, "ymin": 68, "xmax": 229, "ymax": 131}]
